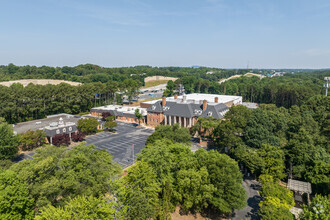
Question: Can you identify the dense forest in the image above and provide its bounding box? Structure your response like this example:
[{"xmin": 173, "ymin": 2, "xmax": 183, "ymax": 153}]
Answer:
[
  {"xmin": 0, "ymin": 64, "xmax": 329, "ymax": 219},
  {"xmin": 175, "ymin": 70, "xmax": 328, "ymax": 108},
  {"xmin": 0, "ymin": 63, "xmax": 243, "ymax": 84},
  {"xmin": 188, "ymin": 95, "xmax": 329, "ymax": 218},
  {"xmin": 0, "ymin": 63, "xmax": 329, "ymax": 124},
  {"xmin": 0, "ymin": 79, "xmax": 141, "ymax": 124}
]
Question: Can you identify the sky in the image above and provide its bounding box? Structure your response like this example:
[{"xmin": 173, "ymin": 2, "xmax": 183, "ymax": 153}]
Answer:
[{"xmin": 0, "ymin": 0, "xmax": 330, "ymax": 69}]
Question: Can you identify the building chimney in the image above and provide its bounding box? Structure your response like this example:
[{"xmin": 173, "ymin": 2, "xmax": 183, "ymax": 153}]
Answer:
[
  {"xmin": 203, "ymin": 100, "xmax": 207, "ymax": 111},
  {"xmin": 215, "ymin": 97, "xmax": 219, "ymax": 103},
  {"xmin": 182, "ymin": 95, "xmax": 187, "ymax": 103},
  {"xmin": 162, "ymin": 97, "xmax": 166, "ymax": 107},
  {"xmin": 174, "ymin": 94, "xmax": 178, "ymax": 99}
]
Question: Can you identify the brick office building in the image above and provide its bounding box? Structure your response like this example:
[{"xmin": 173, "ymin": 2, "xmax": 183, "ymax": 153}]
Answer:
[
  {"xmin": 146, "ymin": 93, "xmax": 242, "ymax": 128},
  {"xmin": 91, "ymin": 94, "xmax": 242, "ymax": 128}
]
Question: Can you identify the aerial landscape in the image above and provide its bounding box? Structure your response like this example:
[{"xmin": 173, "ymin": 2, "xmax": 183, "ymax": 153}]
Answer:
[{"xmin": 0, "ymin": 1, "xmax": 329, "ymax": 220}]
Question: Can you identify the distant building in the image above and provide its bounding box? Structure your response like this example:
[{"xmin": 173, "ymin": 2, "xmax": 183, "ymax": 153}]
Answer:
[
  {"xmin": 241, "ymin": 102, "xmax": 259, "ymax": 109},
  {"xmin": 91, "ymin": 105, "xmax": 147, "ymax": 124},
  {"xmin": 13, "ymin": 113, "xmax": 80, "ymax": 145}
]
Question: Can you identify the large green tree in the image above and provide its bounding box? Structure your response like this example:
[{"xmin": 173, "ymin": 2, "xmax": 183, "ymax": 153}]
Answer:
[
  {"xmin": 146, "ymin": 124, "xmax": 191, "ymax": 145},
  {"xmin": 35, "ymin": 195, "xmax": 122, "ymax": 220},
  {"xmin": 300, "ymin": 194, "xmax": 329, "ymax": 220},
  {"xmin": 138, "ymin": 140, "xmax": 246, "ymax": 215},
  {"xmin": 8, "ymin": 144, "xmax": 121, "ymax": 209},
  {"xmin": 0, "ymin": 170, "xmax": 35, "ymax": 220},
  {"xmin": 77, "ymin": 118, "xmax": 99, "ymax": 134},
  {"xmin": 258, "ymin": 175, "xmax": 295, "ymax": 220},
  {"xmin": 116, "ymin": 161, "xmax": 161, "ymax": 219},
  {"xmin": 0, "ymin": 121, "xmax": 19, "ymax": 159},
  {"xmin": 19, "ymin": 129, "xmax": 47, "ymax": 151}
]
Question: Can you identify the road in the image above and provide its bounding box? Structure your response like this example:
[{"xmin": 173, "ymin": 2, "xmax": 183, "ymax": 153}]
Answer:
[
  {"xmin": 233, "ymin": 178, "xmax": 262, "ymax": 220},
  {"xmin": 138, "ymin": 92, "xmax": 163, "ymax": 100}
]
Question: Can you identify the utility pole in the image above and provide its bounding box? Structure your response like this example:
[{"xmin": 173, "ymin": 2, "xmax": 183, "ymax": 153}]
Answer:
[{"xmin": 324, "ymin": 77, "xmax": 329, "ymax": 96}]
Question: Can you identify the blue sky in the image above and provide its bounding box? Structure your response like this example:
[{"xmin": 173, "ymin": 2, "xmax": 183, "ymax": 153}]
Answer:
[{"xmin": 0, "ymin": 0, "xmax": 330, "ymax": 68}]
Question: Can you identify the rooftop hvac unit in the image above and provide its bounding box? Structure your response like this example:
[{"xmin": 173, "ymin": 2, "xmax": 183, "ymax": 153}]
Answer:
[{"xmin": 50, "ymin": 122, "xmax": 58, "ymax": 127}]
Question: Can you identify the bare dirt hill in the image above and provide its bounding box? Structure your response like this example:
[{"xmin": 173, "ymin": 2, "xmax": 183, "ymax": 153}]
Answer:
[{"xmin": 0, "ymin": 79, "xmax": 82, "ymax": 87}]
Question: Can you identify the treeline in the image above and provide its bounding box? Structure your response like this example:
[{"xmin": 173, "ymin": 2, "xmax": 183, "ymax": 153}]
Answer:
[
  {"xmin": 0, "ymin": 63, "xmax": 241, "ymax": 84},
  {"xmin": 200, "ymin": 95, "xmax": 329, "ymax": 195},
  {"xmin": 189, "ymin": 94, "xmax": 329, "ymax": 219},
  {"xmin": 174, "ymin": 70, "xmax": 328, "ymax": 108},
  {"xmin": 0, "ymin": 79, "xmax": 140, "ymax": 124}
]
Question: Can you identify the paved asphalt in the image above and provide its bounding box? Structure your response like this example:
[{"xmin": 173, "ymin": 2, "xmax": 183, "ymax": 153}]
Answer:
[
  {"xmin": 233, "ymin": 178, "xmax": 262, "ymax": 220},
  {"xmin": 85, "ymin": 122, "xmax": 154, "ymax": 168},
  {"xmin": 138, "ymin": 92, "xmax": 163, "ymax": 100}
]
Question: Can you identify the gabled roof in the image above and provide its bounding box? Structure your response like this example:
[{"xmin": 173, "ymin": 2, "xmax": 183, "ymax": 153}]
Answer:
[
  {"xmin": 147, "ymin": 100, "xmax": 228, "ymax": 119},
  {"xmin": 287, "ymin": 179, "xmax": 312, "ymax": 194}
]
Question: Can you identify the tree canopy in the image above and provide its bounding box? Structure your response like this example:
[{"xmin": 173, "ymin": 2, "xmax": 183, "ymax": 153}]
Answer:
[
  {"xmin": 146, "ymin": 123, "xmax": 191, "ymax": 145},
  {"xmin": 77, "ymin": 118, "xmax": 99, "ymax": 134},
  {"xmin": 6, "ymin": 144, "xmax": 121, "ymax": 209},
  {"xmin": 138, "ymin": 139, "xmax": 247, "ymax": 216},
  {"xmin": 35, "ymin": 196, "xmax": 121, "ymax": 220},
  {"xmin": 0, "ymin": 121, "xmax": 19, "ymax": 160}
]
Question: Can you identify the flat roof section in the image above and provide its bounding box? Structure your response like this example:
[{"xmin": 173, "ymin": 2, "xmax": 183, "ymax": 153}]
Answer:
[
  {"xmin": 142, "ymin": 93, "xmax": 242, "ymax": 105},
  {"xmin": 167, "ymin": 93, "xmax": 242, "ymax": 104},
  {"xmin": 13, "ymin": 114, "xmax": 79, "ymax": 134},
  {"xmin": 242, "ymin": 102, "xmax": 259, "ymax": 109},
  {"xmin": 91, "ymin": 105, "xmax": 148, "ymax": 116}
]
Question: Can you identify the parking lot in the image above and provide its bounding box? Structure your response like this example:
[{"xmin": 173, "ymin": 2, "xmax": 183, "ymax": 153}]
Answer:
[{"xmin": 86, "ymin": 122, "xmax": 154, "ymax": 168}]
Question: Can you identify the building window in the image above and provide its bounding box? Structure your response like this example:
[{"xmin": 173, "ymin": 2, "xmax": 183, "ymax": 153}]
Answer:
[
  {"xmin": 56, "ymin": 129, "xmax": 60, "ymax": 134},
  {"xmin": 63, "ymin": 128, "xmax": 66, "ymax": 132},
  {"xmin": 156, "ymin": 119, "xmax": 158, "ymax": 123},
  {"xmin": 69, "ymin": 127, "xmax": 72, "ymax": 131},
  {"xmin": 153, "ymin": 119, "xmax": 155, "ymax": 122}
]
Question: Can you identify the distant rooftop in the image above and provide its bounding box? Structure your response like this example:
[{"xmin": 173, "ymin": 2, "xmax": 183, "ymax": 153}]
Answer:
[
  {"xmin": 242, "ymin": 102, "xmax": 259, "ymax": 109},
  {"xmin": 13, "ymin": 113, "xmax": 80, "ymax": 134},
  {"xmin": 91, "ymin": 105, "xmax": 147, "ymax": 116},
  {"xmin": 167, "ymin": 93, "xmax": 242, "ymax": 105},
  {"xmin": 141, "ymin": 93, "xmax": 243, "ymax": 106}
]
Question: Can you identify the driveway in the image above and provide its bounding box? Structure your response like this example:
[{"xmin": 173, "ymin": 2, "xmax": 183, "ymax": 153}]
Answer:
[
  {"xmin": 233, "ymin": 178, "xmax": 262, "ymax": 220},
  {"xmin": 86, "ymin": 122, "xmax": 154, "ymax": 168}
]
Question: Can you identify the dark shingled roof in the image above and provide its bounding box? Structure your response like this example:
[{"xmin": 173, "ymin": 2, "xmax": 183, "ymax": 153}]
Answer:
[
  {"xmin": 147, "ymin": 100, "xmax": 228, "ymax": 119},
  {"xmin": 44, "ymin": 124, "xmax": 78, "ymax": 137}
]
